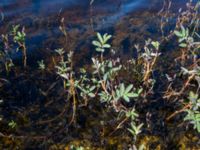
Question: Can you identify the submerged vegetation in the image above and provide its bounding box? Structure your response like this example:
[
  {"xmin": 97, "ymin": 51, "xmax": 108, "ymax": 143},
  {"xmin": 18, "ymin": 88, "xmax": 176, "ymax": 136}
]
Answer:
[{"xmin": 0, "ymin": 0, "xmax": 200, "ymax": 149}]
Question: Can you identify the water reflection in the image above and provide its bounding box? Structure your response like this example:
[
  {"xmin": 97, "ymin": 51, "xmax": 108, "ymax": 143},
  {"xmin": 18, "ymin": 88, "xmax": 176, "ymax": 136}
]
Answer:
[{"xmin": 0, "ymin": 0, "xmax": 196, "ymax": 60}]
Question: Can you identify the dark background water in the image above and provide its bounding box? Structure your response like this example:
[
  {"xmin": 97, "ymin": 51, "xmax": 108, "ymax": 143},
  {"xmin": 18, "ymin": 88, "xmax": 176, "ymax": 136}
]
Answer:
[{"xmin": 0, "ymin": 0, "xmax": 195, "ymax": 63}]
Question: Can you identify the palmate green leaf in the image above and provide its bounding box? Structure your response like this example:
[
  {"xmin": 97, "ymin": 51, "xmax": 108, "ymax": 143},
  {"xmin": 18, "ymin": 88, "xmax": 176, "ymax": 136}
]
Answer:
[
  {"xmin": 178, "ymin": 37, "xmax": 186, "ymax": 43},
  {"xmin": 89, "ymin": 86, "xmax": 96, "ymax": 92},
  {"xmin": 123, "ymin": 95, "xmax": 130, "ymax": 102},
  {"xmin": 174, "ymin": 30, "xmax": 183, "ymax": 37},
  {"xmin": 96, "ymin": 47, "xmax": 104, "ymax": 52},
  {"xmin": 116, "ymin": 89, "xmax": 120, "ymax": 98},
  {"xmin": 12, "ymin": 25, "xmax": 20, "ymax": 34},
  {"xmin": 138, "ymin": 144, "xmax": 145, "ymax": 150},
  {"xmin": 126, "ymin": 92, "xmax": 139, "ymax": 98},
  {"xmin": 92, "ymin": 40, "xmax": 101, "ymax": 47},
  {"xmin": 8, "ymin": 120, "xmax": 17, "ymax": 128},
  {"xmin": 112, "ymin": 66, "xmax": 122, "ymax": 72},
  {"xmin": 103, "ymin": 34, "xmax": 112, "ymax": 42},
  {"xmin": 108, "ymin": 61, "xmax": 112, "ymax": 68},
  {"xmin": 127, "ymin": 128, "xmax": 135, "ymax": 135},
  {"xmin": 17, "ymin": 31, "xmax": 22, "ymax": 37},
  {"xmin": 181, "ymin": 25, "xmax": 186, "ymax": 36},
  {"xmin": 97, "ymin": 32, "xmax": 104, "ymax": 44},
  {"xmin": 99, "ymin": 91, "xmax": 112, "ymax": 103},
  {"xmin": 103, "ymin": 44, "xmax": 111, "ymax": 48},
  {"xmin": 151, "ymin": 41, "xmax": 160, "ymax": 50},
  {"xmin": 125, "ymin": 84, "xmax": 133, "ymax": 94},
  {"xmin": 128, "ymin": 122, "xmax": 143, "ymax": 136},
  {"xmin": 189, "ymin": 91, "xmax": 198, "ymax": 103},
  {"xmin": 96, "ymin": 48, "xmax": 104, "ymax": 52},
  {"xmin": 135, "ymin": 123, "xmax": 143, "ymax": 134},
  {"xmin": 138, "ymin": 88, "xmax": 143, "ymax": 95},
  {"xmin": 185, "ymin": 28, "xmax": 189, "ymax": 37},
  {"xmin": 88, "ymin": 93, "xmax": 95, "ymax": 98},
  {"xmin": 193, "ymin": 116, "xmax": 200, "ymax": 132},
  {"xmin": 179, "ymin": 43, "xmax": 187, "ymax": 48},
  {"xmin": 79, "ymin": 87, "xmax": 87, "ymax": 93},
  {"xmin": 120, "ymin": 83, "xmax": 125, "ymax": 96},
  {"xmin": 103, "ymin": 73, "xmax": 108, "ymax": 81},
  {"xmin": 197, "ymin": 122, "xmax": 200, "ymax": 133}
]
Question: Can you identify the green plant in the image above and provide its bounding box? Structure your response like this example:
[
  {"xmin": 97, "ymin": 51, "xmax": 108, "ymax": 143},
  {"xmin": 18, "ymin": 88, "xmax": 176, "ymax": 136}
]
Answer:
[
  {"xmin": 91, "ymin": 33, "xmax": 144, "ymax": 141},
  {"xmin": 70, "ymin": 145, "xmax": 84, "ymax": 150},
  {"xmin": 0, "ymin": 34, "xmax": 14, "ymax": 74},
  {"xmin": 56, "ymin": 33, "xmax": 144, "ymax": 139},
  {"xmin": 174, "ymin": 25, "xmax": 200, "ymax": 54},
  {"xmin": 128, "ymin": 122, "xmax": 143, "ymax": 140},
  {"xmin": 55, "ymin": 49, "xmax": 73, "ymax": 89},
  {"xmin": 139, "ymin": 39, "xmax": 160, "ymax": 86},
  {"xmin": 92, "ymin": 33, "xmax": 111, "ymax": 53},
  {"xmin": 184, "ymin": 91, "xmax": 200, "ymax": 132},
  {"xmin": 174, "ymin": 25, "xmax": 190, "ymax": 48},
  {"xmin": 125, "ymin": 109, "xmax": 143, "ymax": 140},
  {"xmin": 115, "ymin": 84, "xmax": 143, "ymax": 103},
  {"xmin": 92, "ymin": 33, "xmax": 111, "ymax": 61},
  {"xmin": 0, "ymin": 51, "xmax": 14, "ymax": 74},
  {"xmin": 12, "ymin": 25, "xmax": 27, "ymax": 67},
  {"xmin": 8, "ymin": 120, "xmax": 17, "ymax": 129},
  {"xmin": 91, "ymin": 33, "xmax": 143, "ymax": 106},
  {"xmin": 37, "ymin": 60, "xmax": 46, "ymax": 70}
]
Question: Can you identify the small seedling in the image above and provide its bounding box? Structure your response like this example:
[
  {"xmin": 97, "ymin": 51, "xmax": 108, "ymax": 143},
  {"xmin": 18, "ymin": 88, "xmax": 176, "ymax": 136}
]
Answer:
[
  {"xmin": 8, "ymin": 120, "xmax": 17, "ymax": 129},
  {"xmin": 38, "ymin": 60, "xmax": 46, "ymax": 70}
]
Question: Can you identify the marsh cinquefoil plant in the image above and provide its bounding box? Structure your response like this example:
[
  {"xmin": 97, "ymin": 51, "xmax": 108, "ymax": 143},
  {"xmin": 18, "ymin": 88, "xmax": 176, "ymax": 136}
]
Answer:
[
  {"xmin": 0, "ymin": 51, "xmax": 14, "ymax": 74},
  {"xmin": 91, "ymin": 33, "xmax": 143, "ymax": 140},
  {"xmin": 55, "ymin": 48, "xmax": 74, "ymax": 89},
  {"xmin": 57, "ymin": 32, "xmax": 144, "ymax": 139},
  {"xmin": 136, "ymin": 39, "xmax": 160, "ymax": 87},
  {"xmin": 174, "ymin": 25, "xmax": 200, "ymax": 50},
  {"xmin": 184, "ymin": 91, "xmax": 200, "ymax": 132},
  {"xmin": 0, "ymin": 34, "xmax": 14, "ymax": 74},
  {"xmin": 8, "ymin": 120, "xmax": 17, "ymax": 129},
  {"xmin": 37, "ymin": 60, "xmax": 46, "ymax": 71},
  {"xmin": 12, "ymin": 25, "xmax": 27, "ymax": 67},
  {"xmin": 91, "ymin": 33, "xmax": 143, "ymax": 106},
  {"xmin": 70, "ymin": 145, "xmax": 84, "ymax": 150},
  {"xmin": 126, "ymin": 109, "xmax": 143, "ymax": 141}
]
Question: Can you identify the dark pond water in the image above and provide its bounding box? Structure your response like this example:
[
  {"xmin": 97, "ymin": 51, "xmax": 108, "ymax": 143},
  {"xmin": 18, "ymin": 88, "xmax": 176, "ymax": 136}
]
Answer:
[{"xmin": 0, "ymin": 0, "xmax": 192, "ymax": 63}]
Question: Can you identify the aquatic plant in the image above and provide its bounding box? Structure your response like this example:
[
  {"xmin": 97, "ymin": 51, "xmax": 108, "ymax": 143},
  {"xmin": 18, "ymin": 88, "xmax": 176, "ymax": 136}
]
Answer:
[
  {"xmin": 91, "ymin": 33, "xmax": 143, "ymax": 107},
  {"xmin": 92, "ymin": 33, "xmax": 111, "ymax": 53},
  {"xmin": 11, "ymin": 25, "xmax": 27, "ymax": 68},
  {"xmin": 0, "ymin": 34, "xmax": 14, "ymax": 74},
  {"xmin": 135, "ymin": 39, "xmax": 160, "ymax": 88},
  {"xmin": 37, "ymin": 60, "xmax": 46, "ymax": 71},
  {"xmin": 0, "ymin": 51, "xmax": 14, "ymax": 74},
  {"xmin": 56, "ymin": 32, "xmax": 144, "ymax": 141},
  {"xmin": 125, "ymin": 108, "xmax": 143, "ymax": 141},
  {"xmin": 70, "ymin": 145, "xmax": 84, "ymax": 150},
  {"xmin": 163, "ymin": 2, "xmax": 200, "ymax": 136},
  {"xmin": 184, "ymin": 91, "xmax": 200, "ymax": 132},
  {"xmin": 8, "ymin": 120, "xmax": 17, "ymax": 129}
]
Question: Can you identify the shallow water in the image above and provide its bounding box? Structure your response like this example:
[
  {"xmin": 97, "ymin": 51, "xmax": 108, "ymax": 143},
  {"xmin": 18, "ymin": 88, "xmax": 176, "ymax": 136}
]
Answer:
[{"xmin": 0, "ymin": 0, "xmax": 193, "ymax": 62}]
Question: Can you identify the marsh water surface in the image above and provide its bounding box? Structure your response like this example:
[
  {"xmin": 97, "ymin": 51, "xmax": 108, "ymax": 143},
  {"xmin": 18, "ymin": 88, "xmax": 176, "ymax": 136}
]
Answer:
[{"xmin": 0, "ymin": 0, "xmax": 192, "ymax": 61}]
